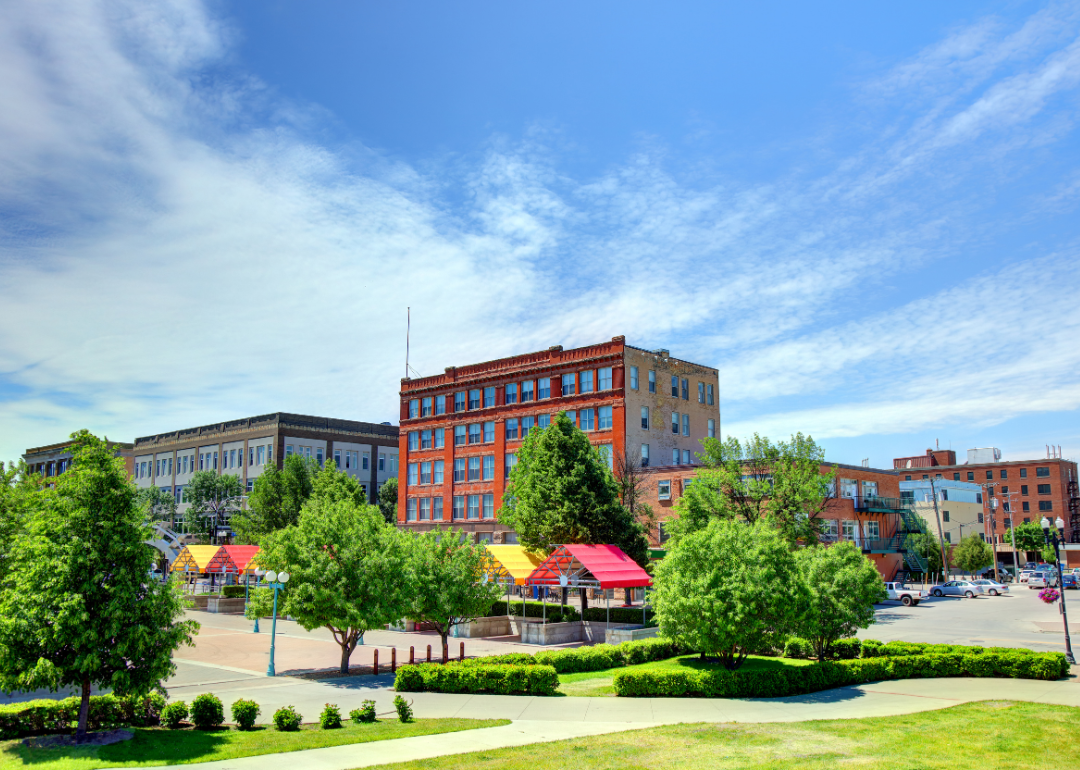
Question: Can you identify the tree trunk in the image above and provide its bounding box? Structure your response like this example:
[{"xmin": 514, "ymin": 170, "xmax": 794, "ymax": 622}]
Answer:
[
  {"xmin": 339, "ymin": 638, "xmax": 355, "ymax": 674},
  {"xmin": 560, "ymin": 587, "xmax": 568, "ymax": 607},
  {"xmin": 76, "ymin": 676, "xmax": 91, "ymax": 741},
  {"xmin": 440, "ymin": 631, "xmax": 449, "ymax": 664},
  {"xmin": 579, "ymin": 588, "xmax": 589, "ymax": 616}
]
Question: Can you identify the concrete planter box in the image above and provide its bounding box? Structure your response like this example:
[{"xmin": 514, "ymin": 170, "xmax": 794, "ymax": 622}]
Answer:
[
  {"xmin": 185, "ymin": 595, "xmax": 213, "ymax": 610},
  {"xmin": 206, "ymin": 596, "xmax": 247, "ymax": 614},
  {"xmin": 605, "ymin": 625, "xmax": 661, "ymax": 644},
  {"xmin": 450, "ymin": 614, "xmax": 541, "ymax": 638},
  {"xmin": 519, "ymin": 620, "xmax": 632, "ymax": 645}
]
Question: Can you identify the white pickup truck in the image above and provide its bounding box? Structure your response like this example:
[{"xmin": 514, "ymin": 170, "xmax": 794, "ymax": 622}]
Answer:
[{"xmin": 883, "ymin": 582, "xmax": 928, "ymax": 606}]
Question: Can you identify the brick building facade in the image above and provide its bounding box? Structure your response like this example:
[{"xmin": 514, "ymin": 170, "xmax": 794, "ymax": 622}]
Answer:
[{"xmin": 397, "ymin": 336, "xmax": 721, "ymax": 540}]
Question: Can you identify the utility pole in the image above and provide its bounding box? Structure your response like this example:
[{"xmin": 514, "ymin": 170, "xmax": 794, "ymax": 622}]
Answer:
[
  {"xmin": 929, "ymin": 478, "xmax": 950, "ymax": 583},
  {"xmin": 982, "ymin": 481, "xmax": 1001, "ymax": 584}
]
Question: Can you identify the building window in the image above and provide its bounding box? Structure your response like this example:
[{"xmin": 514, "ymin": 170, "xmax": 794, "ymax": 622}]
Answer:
[
  {"xmin": 344, "ymin": 451, "xmax": 352, "ymax": 470},
  {"xmin": 630, "ymin": 366, "xmax": 639, "ymax": 390},
  {"xmin": 522, "ymin": 415, "xmax": 534, "ymax": 437},
  {"xmin": 658, "ymin": 480, "xmax": 671, "ymax": 500},
  {"xmin": 580, "ymin": 370, "xmax": 594, "ymax": 393},
  {"xmin": 979, "ymin": 533, "xmax": 986, "ymax": 542},
  {"xmin": 1039, "ymin": 501, "xmax": 1053, "ymax": 511},
  {"xmin": 841, "ymin": 520, "xmax": 856, "ymax": 541},
  {"xmin": 566, "ymin": 410, "xmax": 577, "ymax": 427},
  {"xmin": 707, "ymin": 384, "xmax": 714, "ymax": 405},
  {"xmin": 1001, "ymin": 486, "xmax": 1009, "ymax": 495},
  {"xmin": 538, "ymin": 377, "xmax": 551, "ymax": 399},
  {"xmin": 1036, "ymin": 467, "xmax": 1050, "ymax": 477},
  {"xmin": 469, "ymin": 389, "xmax": 481, "ymax": 410},
  {"xmin": 671, "ymin": 375, "xmax": 679, "ymax": 397},
  {"xmin": 454, "ymin": 459, "xmax": 466, "ymax": 482},
  {"xmin": 648, "ymin": 370, "xmax": 656, "ymax": 393},
  {"xmin": 1019, "ymin": 468, "xmax": 1028, "ymax": 478},
  {"xmin": 420, "ymin": 429, "xmax": 432, "ymax": 450},
  {"xmin": 406, "ymin": 499, "xmax": 417, "ymax": 521},
  {"xmin": 1004, "ymin": 517, "xmax": 1011, "ymax": 527},
  {"xmin": 419, "ymin": 498, "xmax": 431, "ymax": 521},
  {"xmin": 363, "ymin": 451, "xmax": 370, "ymax": 470},
  {"xmin": 422, "ymin": 397, "xmax": 432, "ymax": 417},
  {"xmin": 467, "ymin": 495, "xmax": 480, "ymax": 520},
  {"xmin": 420, "ymin": 462, "xmax": 431, "ymax": 485},
  {"xmin": 967, "ymin": 471, "xmax": 974, "ymax": 480},
  {"xmin": 483, "ymin": 455, "xmax": 495, "ymax": 481},
  {"xmin": 698, "ymin": 382, "xmax": 705, "ymax": 403},
  {"xmin": 944, "ymin": 532, "xmax": 951, "ymax": 544},
  {"xmin": 598, "ymin": 443, "xmax": 613, "ymax": 470},
  {"xmin": 580, "ymin": 409, "xmax": 595, "ymax": 431},
  {"xmin": 599, "ymin": 367, "xmax": 612, "ymax": 390},
  {"xmin": 707, "ymin": 419, "xmax": 716, "ymax": 438},
  {"xmin": 953, "ymin": 473, "xmax": 960, "ymax": 480},
  {"xmin": 378, "ymin": 453, "xmax": 385, "ymax": 471},
  {"xmin": 599, "ymin": 405, "xmax": 613, "ymax": 430},
  {"xmin": 435, "ymin": 395, "xmax": 446, "ymax": 415},
  {"xmin": 468, "ymin": 424, "xmax": 482, "ymax": 444},
  {"xmin": 986, "ymin": 470, "xmax": 992, "ymax": 479},
  {"xmin": 484, "ymin": 387, "xmax": 496, "ymax": 408},
  {"xmin": 942, "ymin": 510, "xmax": 950, "ymax": 522},
  {"xmin": 315, "ymin": 449, "xmax": 322, "ymax": 466},
  {"xmin": 1021, "ymin": 485, "xmax": 1028, "ymax": 495},
  {"xmin": 433, "ymin": 497, "xmax": 444, "ymax": 520},
  {"xmin": 484, "ymin": 421, "xmax": 495, "ymax": 442},
  {"xmin": 453, "ymin": 496, "xmax": 465, "ymax": 520},
  {"xmin": 455, "ymin": 391, "xmax": 467, "ymax": 412},
  {"xmin": 434, "ymin": 460, "xmax": 444, "ymax": 484},
  {"xmin": 641, "ymin": 444, "xmax": 650, "ymax": 467},
  {"xmin": 538, "ymin": 414, "xmax": 551, "ymax": 429},
  {"xmin": 1000, "ymin": 469, "xmax": 1007, "ymax": 479},
  {"xmin": 678, "ymin": 449, "xmax": 687, "ymax": 464},
  {"xmin": 1023, "ymin": 502, "xmax": 1030, "ymax": 512},
  {"xmin": 641, "ymin": 406, "xmax": 649, "ymax": 430},
  {"xmin": 562, "ymin": 373, "xmax": 576, "ymax": 396},
  {"xmin": 409, "ymin": 399, "xmax": 419, "ymax": 419},
  {"xmin": 682, "ymin": 414, "xmax": 689, "ymax": 436},
  {"xmin": 865, "ymin": 520, "xmax": 880, "ymax": 540},
  {"xmin": 977, "ymin": 512, "xmax": 984, "ymax": 523},
  {"xmin": 468, "ymin": 457, "xmax": 481, "ymax": 481},
  {"xmin": 503, "ymin": 383, "xmax": 517, "ymax": 405},
  {"xmin": 522, "ymin": 380, "xmax": 534, "ymax": 401},
  {"xmin": 1038, "ymin": 484, "xmax": 1052, "ymax": 494},
  {"xmin": 482, "ymin": 494, "xmax": 495, "ymax": 518},
  {"xmin": 407, "ymin": 463, "xmax": 418, "ymax": 486},
  {"xmin": 672, "ymin": 448, "xmax": 680, "ymax": 465},
  {"xmin": 681, "ymin": 378, "xmax": 689, "ymax": 400},
  {"xmin": 505, "ymin": 453, "xmax": 517, "ymax": 479},
  {"xmin": 671, "ymin": 412, "xmax": 679, "ymax": 434},
  {"xmin": 334, "ymin": 450, "xmax": 341, "ymax": 468},
  {"xmin": 506, "ymin": 418, "xmax": 519, "ymax": 440},
  {"xmin": 434, "ymin": 428, "xmax": 445, "ymax": 448},
  {"xmin": 976, "ymin": 492, "xmax": 982, "ymax": 503},
  {"xmin": 390, "ymin": 455, "xmax": 398, "ymax": 474}
]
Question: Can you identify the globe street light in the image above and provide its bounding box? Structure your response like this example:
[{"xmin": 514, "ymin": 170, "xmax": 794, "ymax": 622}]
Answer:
[
  {"xmin": 265, "ymin": 569, "xmax": 290, "ymax": 677},
  {"xmin": 253, "ymin": 568, "xmax": 266, "ymax": 633},
  {"xmin": 1040, "ymin": 517, "xmax": 1075, "ymax": 664}
]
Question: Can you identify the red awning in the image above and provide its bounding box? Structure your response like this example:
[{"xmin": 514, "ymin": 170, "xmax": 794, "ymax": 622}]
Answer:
[
  {"xmin": 526, "ymin": 544, "xmax": 652, "ymax": 589},
  {"xmin": 206, "ymin": 545, "xmax": 261, "ymax": 574}
]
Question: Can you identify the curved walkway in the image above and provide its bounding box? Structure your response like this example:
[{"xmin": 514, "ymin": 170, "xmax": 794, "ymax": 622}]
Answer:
[{"xmin": 149, "ymin": 675, "xmax": 1080, "ymax": 770}]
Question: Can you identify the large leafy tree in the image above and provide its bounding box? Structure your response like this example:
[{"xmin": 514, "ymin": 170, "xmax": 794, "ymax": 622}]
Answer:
[
  {"xmin": 652, "ymin": 519, "xmax": 804, "ymax": 670},
  {"xmin": 249, "ymin": 495, "xmax": 413, "ymax": 673},
  {"xmin": 794, "ymin": 542, "xmax": 885, "ymax": 660},
  {"xmin": 184, "ymin": 470, "xmax": 243, "ymax": 541},
  {"xmin": 407, "ymin": 529, "xmax": 502, "ymax": 663},
  {"xmin": 498, "ymin": 411, "xmax": 649, "ymax": 611},
  {"xmin": 136, "ymin": 485, "xmax": 177, "ymax": 526},
  {"xmin": 1008, "ymin": 521, "xmax": 1046, "ymax": 556},
  {"xmin": 952, "ymin": 533, "xmax": 994, "ymax": 577},
  {"xmin": 669, "ymin": 433, "xmax": 836, "ymax": 546},
  {"xmin": 231, "ymin": 454, "xmax": 316, "ymax": 544},
  {"xmin": 908, "ymin": 530, "xmax": 948, "ymax": 578},
  {"xmin": 0, "ymin": 431, "xmax": 197, "ymax": 740},
  {"xmin": 0, "ymin": 461, "xmax": 38, "ymax": 575},
  {"xmin": 377, "ymin": 477, "xmax": 399, "ymax": 525}
]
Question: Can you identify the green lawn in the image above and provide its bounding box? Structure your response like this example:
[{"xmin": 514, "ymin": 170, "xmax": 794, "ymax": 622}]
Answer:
[
  {"xmin": 0, "ymin": 718, "xmax": 508, "ymax": 770},
  {"xmin": 557, "ymin": 654, "xmax": 812, "ymax": 697},
  {"xmin": 374, "ymin": 701, "xmax": 1078, "ymax": 769}
]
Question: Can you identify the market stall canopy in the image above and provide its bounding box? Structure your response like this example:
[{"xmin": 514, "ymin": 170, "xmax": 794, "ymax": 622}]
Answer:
[
  {"xmin": 206, "ymin": 545, "xmax": 261, "ymax": 575},
  {"xmin": 483, "ymin": 545, "xmax": 545, "ymax": 585},
  {"xmin": 170, "ymin": 545, "xmax": 222, "ymax": 574},
  {"xmin": 526, "ymin": 544, "xmax": 652, "ymax": 589}
]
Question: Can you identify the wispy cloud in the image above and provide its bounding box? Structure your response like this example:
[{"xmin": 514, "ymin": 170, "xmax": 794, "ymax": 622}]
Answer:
[{"xmin": 1, "ymin": 0, "xmax": 1080, "ymax": 461}]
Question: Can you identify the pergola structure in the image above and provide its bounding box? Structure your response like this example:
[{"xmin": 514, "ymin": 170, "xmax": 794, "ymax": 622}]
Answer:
[
  {"xmin": 206, "ymin": 545, "xmax": 261, "ymax": 583},
  {"xmin": 170, "ymin": 545, "xmax": 224, "ymax": 593},
  {"xmin": 483, "ymin": 545, "xmax": 547, "ymax": 618}
]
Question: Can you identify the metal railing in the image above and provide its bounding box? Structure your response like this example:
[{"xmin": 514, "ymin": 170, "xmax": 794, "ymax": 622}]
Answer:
[{"xmin": 850, "ymin": 495, "xmax": 915, "ymax": 512}]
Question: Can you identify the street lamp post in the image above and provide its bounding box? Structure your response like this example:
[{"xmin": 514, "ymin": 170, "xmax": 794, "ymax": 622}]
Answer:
[
  {"xmin": 253, "ymin": 568, "xmax": 265, "ymax": 633},
  {"xmin": 264, "ymin": 569, "xmax": 290, "ymax": 677},
  {"xmin": 1040, "ymin": 517, "xmax": 1075, "ymax": 665}
]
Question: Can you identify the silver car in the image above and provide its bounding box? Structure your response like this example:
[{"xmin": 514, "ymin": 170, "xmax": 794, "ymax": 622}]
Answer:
[
  {"xmin": 1027, "ymin": 571, "xmax": 1059, "ymax": 589},
  {"xmin": 972, "ymin": 579, "xmax": 1009, "ymax": 596},
  {"xmin": 930, "ymin": 580, "xmax": 985, "ymax": 598}
]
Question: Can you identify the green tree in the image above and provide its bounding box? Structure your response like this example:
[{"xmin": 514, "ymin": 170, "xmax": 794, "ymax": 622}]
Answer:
[
  {"xmin": 407, "ymin": 529, "xmax": 502, "ymax": 663},
  {"xmin": 249, "ymin": 496, "xmax": 413, "ymax": 673},
  {"xmin": 794, "ymin": 542, "xmax": 885, "ymax": 659},
  {"xmin": 952, "ymin": 533, "xmax": 994, "ymax": 577},
  {"xmin": 312, "ymin": 459, "xmax": 366, "ymax": 507},
  {"xmin": 377, "ymin": 477, "xmax": 399, "ymax": 525},
  {"xmin": 498, "ymin": 411, "xmax": 649, "ymax": 611},
  {"xmin": 136, "ymin": 485, "xmax": 177, "ymax": 526},
  {"xmin": 184, "ymin": 470, "xmax": 243, "ymax": 542},
  {"xmin": 0, "ymin": 431, "xmax": 197, "ymax": 740},
  {"xmin": 908, "ymin": 530, "xmax": 947, "ymax": 578},
  {"xmin": 0, "ymin": 461, "xmax": 37, "ymax": 575},
  {"xmin": 669, "ymin": 433, "xmax": 836, "ymax": 546},
  {"xmin": 652, "ymin": 519, "xmax": 804, "ymax": 670},
  {"xmin": 231, "ymin": 454, "xmax": 316, "ymax": 544},
  {"xmin": 1008, "ymin": 521, "xmax": 1046, "ymax": 556}
]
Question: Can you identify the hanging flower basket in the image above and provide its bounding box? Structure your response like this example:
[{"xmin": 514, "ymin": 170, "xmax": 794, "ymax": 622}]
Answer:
[{"xmin": 1039, "ymin": 587, "xmax": 1060, "ymax": 604}]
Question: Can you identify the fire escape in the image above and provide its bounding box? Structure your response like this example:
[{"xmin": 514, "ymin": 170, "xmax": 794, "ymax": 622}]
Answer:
[{"xmin": 1069, "ymin": 479, "xmax": 1080, "ymax": 543}]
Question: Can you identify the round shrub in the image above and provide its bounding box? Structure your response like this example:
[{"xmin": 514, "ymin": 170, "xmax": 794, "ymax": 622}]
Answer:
[
  {"xmin": 190, "ymin": 694, "xmax": 224, "ymax": 730},
  {"xmin": 273, "ymin": 705, "xmax": 302, "ymax": 732},
  {"xmin": 393, "ymin": 695, "xmax": 413, "ymax": 723},
  {"xmin": 350, "ymin": 700, "xmax": 377, "ymax": 724},
  {"xmin": 783, "ymin": 637, "xmax": 812, "ymax": 659},
  {"xmin": 319, "ymin": 703, "xmax": 342, "ymax": 730},
  {"xmin": 162, "ymin": 701, "xmax": 189, "ymax": 730},
  {"xmin": 230, "ymin": 698, "xmax": 260, "ymax": 730}
]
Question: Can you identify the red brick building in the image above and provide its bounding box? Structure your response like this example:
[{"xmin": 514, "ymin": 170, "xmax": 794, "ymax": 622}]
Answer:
[
  {"xmin": 636, "ymin": 462, "xmax": 915, "ymax": 580},
  {"xmin": 397, "ymin": 336, "xmax": 721, "ymax": 541},
  {"xmin": 894, "ymin": 448, "xmax": 1080, "ymax": 547}
]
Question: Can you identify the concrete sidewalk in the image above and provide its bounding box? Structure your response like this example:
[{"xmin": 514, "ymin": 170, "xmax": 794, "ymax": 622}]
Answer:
[{"xmin": 146, "ymin": 676, "xmax": 1080, "ymax": 770}]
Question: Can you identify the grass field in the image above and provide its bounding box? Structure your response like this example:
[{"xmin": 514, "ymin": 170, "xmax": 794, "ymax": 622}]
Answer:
[
  {"xmin": 376, "ymin": 701, "xmax": 1077, "ymax": 769},
  {"xmin": 0, "ymin": 718, "xmax": 508, "ymax": 770},
  {"xmin": 558, "ymin": 654, "xmax": 813, "ymax": 697}
]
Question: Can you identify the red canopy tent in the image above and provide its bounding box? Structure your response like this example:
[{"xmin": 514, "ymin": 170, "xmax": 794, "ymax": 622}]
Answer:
[
  {"xmin": 526, "ymin": 544, "xmax": 652, "ymax": 589},
  {"xmin": 206, "ymin": 545, "xmax": 261, "ymax": 579}
]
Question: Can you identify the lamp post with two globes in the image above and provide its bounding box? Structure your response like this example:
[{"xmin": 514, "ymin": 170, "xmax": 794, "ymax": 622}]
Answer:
[
  {"xmin": 1040, "ymin": 516, "xmax": 1075, "ymax": 665},
  {"xmin": 263, "ymin": 569, "xmax": 290, "ymax": 676}
]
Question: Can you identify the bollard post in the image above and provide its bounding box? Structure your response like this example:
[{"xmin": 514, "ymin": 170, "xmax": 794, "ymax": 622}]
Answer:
[
  {"xmin": 426, "ymin": 644, "xmax": 431, "ymax": 663},
  {"xmin": 392, "ymin": 647, "xmax": 397, "ymax": 673},
  {"xmin": 410, "ymin": 646, "xmax": 415, "ymax": 665},
  {"xmin": 460, "ymin": 642, "xmax": 464, "ymax": 661},
  {"xmin": 373, "ymin": 648, "xmax": 379, "ymax": 676}
]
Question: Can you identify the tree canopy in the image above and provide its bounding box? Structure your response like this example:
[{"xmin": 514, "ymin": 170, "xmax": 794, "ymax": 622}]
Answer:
[
  {"xmin": 794, "ymin": 542, "xmax": 885, "ymax": 659},
  {"xmin": 184, "ymin": 470, "xmax": 243, "ymax": 541},
  {"xmin": 377, "ymin": 477, "xmax": 399, "ymax": 525},
  {"xmin": 952, "ymin": 533, "xmax": 993, "ymax": 576},
  {"xmin": 1008, "ymin": 521, "xmax": 1046, "ymax": 554},
  {"xmin": 0, "ymin": 431, "xmax": 196, "ymax": 739}
]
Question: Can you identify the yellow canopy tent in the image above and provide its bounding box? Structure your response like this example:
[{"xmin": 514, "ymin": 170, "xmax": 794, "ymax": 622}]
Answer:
[
  {"xmin": 483, "ymin": 545, "xmax": 546, "ymax": 619},
  {"xmin": 170, "ymin": 545, "xmax": 223, "ymax": 574}
]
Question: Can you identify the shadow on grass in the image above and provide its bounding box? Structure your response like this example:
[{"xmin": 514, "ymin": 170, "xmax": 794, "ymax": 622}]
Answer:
[{"xmin": 98, "ymin": 726, "xmax": 236, "ymax": 764}]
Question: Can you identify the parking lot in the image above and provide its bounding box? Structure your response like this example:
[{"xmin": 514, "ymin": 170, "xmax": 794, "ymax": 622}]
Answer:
[{"xmin": 862, "ymin": 580, "xmax": 1080, "ymax": 652}]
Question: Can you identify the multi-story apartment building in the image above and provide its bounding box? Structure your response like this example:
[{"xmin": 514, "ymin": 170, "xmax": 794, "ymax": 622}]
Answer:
[
  {"xmin": 397, "ymin": 336, "xmax": 721, "ymax": 541},
  {"xmin": 132, "ymin": 412, "xmax": 399, "ymax": 529},
  {"xmin": 23, "ymin": 439, "xmax": 134, "ymax": 478},
  {"xmin": 637, "ymin": 461, "xmax": 918, "ymax": 580},
  {"xmin": 894, "ymin": 448, "xmax": 1080, "ymax": 548}
]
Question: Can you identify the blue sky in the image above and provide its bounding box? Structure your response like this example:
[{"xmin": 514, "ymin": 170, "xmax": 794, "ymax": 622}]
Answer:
[{"xmin": 2, "ymin": 0, "xmax": 1080, "ymax": 468}]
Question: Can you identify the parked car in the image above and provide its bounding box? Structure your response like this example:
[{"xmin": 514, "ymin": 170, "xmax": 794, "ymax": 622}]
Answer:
[
  {"xmin": 1063, "ymin": 574, "xmax": 1077, "ymax": 589},
  {"xmin": 1027, "ymin": 571, "xmax": 1059, "ymax": 589},
  {"xmin": 930, "ymin": 580, "xmax": 985, "ymax": 598},
  {"xmin": 972, "ymin": 579, "xmax": 1010, "ymax": 596},
  {"xmin": 883, "ymin": 582, "xmax": 928, "ymax": 606},
  {"xmin": 1019, "ymin": 570, "xmax": 1035, "ymax": 583},
  {"xmin": 1024, "ymin": 561, "xmax": 1038, "ymax": 571}
]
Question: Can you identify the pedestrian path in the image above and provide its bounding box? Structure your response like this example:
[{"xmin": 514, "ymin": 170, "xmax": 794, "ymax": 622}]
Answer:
[{"xmin": 147, "ymin": 676, "xmax": 1080, "ymax": 770}]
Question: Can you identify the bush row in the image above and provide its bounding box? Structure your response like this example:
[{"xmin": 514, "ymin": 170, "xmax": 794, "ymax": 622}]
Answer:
[
  {"xmin": 782, "ymin": 637, "xmax": 1042, "ymax": 660},
  {"xmin": 612, "ymin": 652, "xmax": 1069, "ymax": 698},
  {"xmin": 481, "ymin": 599, "xmax": 654, "ymax": 625},
  {"xmin": 465, "ymin": 637, "xmax": 686, "ymax": 674},
  {"xmin": 394, "ymin": 663, "xmax": 559, "ymax": 696},
  {"xmin": 0, "ymin": 693, "xmax": 166, "ymax": 738},
  {"xmin": 222, "ymin": 586, "xmax": 248, "ymax": 599}
]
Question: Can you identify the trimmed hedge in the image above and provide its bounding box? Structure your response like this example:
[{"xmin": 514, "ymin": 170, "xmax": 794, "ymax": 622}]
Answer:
[
  {"xmin": 483, "ymin": 599, "xmax": 654, "ymax": 625},
  {"xmin": 222, "ymin": 586, "xmax": 248, "ymax": 599},
  {"xmin": 465, "ymin": 637, "xmax": 685, "ymax": 674},
  {"xmin": 394, "ymin": 663, "xmax": 559, "ymax": 695},
  {"xmin": 782, "ymin": 637, "xmax": 1041, "ymax": 661},
  {"xmin": 0, "ymin": 693, "xmax": 166, "ymax": 738},
  {"xmin": 613, "ymin": 652, "xmax": 1069, "ymax": 698}
]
